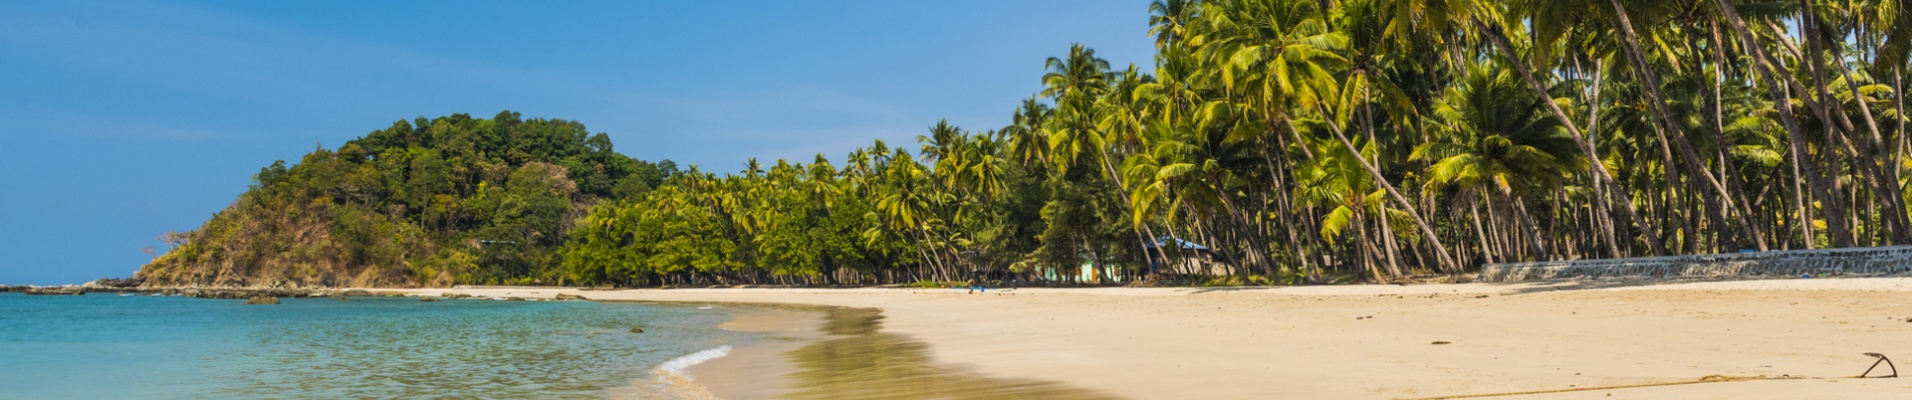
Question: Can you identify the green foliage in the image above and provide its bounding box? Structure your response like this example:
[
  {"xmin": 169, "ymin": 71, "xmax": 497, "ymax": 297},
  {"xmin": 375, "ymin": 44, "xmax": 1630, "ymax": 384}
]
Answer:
[
  {"xmin": 143, "ymin": 1, "xmax": 1912, "ymax": 287},
  {"xmin": 138, "ymin": 111, "xmax": 676, "ymax": 287}
]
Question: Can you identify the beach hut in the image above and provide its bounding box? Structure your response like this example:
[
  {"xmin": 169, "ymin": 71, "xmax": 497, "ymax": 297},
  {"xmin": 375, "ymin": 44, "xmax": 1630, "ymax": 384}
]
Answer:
[{"xmin": 1145, "ymin": 237, "xmax": 1229, "ymax": 276}]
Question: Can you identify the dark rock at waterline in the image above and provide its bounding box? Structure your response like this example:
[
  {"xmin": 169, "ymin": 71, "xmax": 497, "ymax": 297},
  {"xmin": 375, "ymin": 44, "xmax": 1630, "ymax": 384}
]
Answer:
[
  {"xmin": 441, "ymin": 293, "xmax": 475, "ymax": 299},
  {"xmin": 553, "ymin": 293, "xmax": 587, "ymax": 301},
  {"xmin": 163, "ymin": 288, "xmax": 317, "ymax": 299},
  {"xmin": 25, "ymin": 286, "xmax": 85, "ymax": 295},
  {"xmin": 419, "ymin": 297, "xmax": 437, "ymax": 302},
  {"xmin": 629, "ymin": 327, "xmax": 644, "ymax": 334},
  {"xmin": 504, "ymin": 297, "xmax": 526, "ymax": 301},
  {"xmin": 83, "ymin": 277, "xmax": 142, "ymax": 289},
  {"xmin": 240, "ymin": 295, "xmax": 280, "ymax": 305}
]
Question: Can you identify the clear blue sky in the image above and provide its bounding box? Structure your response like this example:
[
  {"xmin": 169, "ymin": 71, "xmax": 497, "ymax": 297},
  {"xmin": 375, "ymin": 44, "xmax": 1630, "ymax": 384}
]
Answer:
[{"xmin": 0, "ymin": 0, "xmax": 1154, "ymax": 284}]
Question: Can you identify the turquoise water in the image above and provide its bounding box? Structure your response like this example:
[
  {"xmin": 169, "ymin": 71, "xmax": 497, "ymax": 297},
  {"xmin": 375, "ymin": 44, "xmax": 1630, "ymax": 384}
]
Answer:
[{"xmin": 0, "ymin": 293, "xmax": 754, "ymax": 399}]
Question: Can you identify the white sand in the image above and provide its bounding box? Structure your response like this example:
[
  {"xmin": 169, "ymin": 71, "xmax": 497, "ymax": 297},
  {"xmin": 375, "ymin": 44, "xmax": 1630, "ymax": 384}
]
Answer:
[{"xmin": 395, "ymin": 277, "xmax": 1912, "ymax": 399}]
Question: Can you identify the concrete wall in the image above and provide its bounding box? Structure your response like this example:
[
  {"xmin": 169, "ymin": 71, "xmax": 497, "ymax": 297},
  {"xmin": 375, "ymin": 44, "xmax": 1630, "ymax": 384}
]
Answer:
[{"xmin": 1478, "ymin": 246, "xmax": 1912, "ymax": 282}]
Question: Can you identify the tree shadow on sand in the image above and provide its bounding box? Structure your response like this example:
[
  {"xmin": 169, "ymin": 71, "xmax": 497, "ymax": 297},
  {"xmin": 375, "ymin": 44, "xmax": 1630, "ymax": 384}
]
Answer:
[{"xmin": 782, "ymin": 308, "xmax": 1122, "ymax": 400}]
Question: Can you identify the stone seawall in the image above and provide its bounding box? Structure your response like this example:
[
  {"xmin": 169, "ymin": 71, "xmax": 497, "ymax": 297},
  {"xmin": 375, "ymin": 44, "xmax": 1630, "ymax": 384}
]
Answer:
[{"xmin": 1479, "ymin": 246, "xmax": 1912, "ymax": 282}]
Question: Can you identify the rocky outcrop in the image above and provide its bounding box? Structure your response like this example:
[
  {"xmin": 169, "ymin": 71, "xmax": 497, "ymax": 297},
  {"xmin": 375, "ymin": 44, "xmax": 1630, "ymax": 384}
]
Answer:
[
  {"xmin": 553, "ymin": 293, "xmax": 587, "ymax": 301},
  {"xmin": 83, "ymin": 277, "xmax": 143, "ymax": 290},
  {"xmin": 24, "ymin": 286, "xmax": 85, "ymax": 295},
  {"xmin": 240, "ymin": 295, "xmax": 280, "ymax": 305}
]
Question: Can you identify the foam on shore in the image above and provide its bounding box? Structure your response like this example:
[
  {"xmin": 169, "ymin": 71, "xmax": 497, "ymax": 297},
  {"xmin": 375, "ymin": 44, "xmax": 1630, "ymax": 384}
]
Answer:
[
  {"xmin": 658, "ymin": 345, "xmax": 733, "ymax": 376},
  {"xmin": 639, "ymin": 345, "xmax": 733, "ymax": 399}
]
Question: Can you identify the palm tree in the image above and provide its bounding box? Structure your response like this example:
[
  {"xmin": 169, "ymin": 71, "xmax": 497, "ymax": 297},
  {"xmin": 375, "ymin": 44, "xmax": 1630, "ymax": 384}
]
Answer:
[
  {"xmin": 1005, "ymin": 97, "xmax": 1054, "ymax": 168},
  {"xmin": 1294, "ymin": 137, "xmax": 1401, "ymax": 281},
  {"xmin": 1477, "ymin": 1, "xmax": 1671, "ymax": 256},
  {"xmin": 1413, "ymin": 62, "xmax": 1583, "ymax": 261},
  {"xmin": 1149, "ymin": 0, "xmax": 1198, "ymax": 51}
]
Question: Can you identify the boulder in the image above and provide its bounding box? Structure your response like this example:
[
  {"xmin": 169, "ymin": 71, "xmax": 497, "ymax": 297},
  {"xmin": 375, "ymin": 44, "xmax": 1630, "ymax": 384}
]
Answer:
[
  {"xmin": 629, "ymin": 327, "xmax": 645, "ymax": 334},
  {"xmin": 504, "ymin": 297, "xmax": 526, "ymax": 301},
  {"xmin": 419, "ymin": 297, "xmax": 437, "ymax": 302},
  {"xmin": 553, "ymin": 293, "xmax": 588, "ymax": 301},
  {"xmin": 240, "ymin": 295, "xmax": 280, "ymax": 305}
]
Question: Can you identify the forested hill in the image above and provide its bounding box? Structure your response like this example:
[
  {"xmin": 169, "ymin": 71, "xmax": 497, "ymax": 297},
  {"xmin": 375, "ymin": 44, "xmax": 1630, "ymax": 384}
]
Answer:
[{"xmin": 136, "ymin": 111, "xmax": 676, "ymax": 288}]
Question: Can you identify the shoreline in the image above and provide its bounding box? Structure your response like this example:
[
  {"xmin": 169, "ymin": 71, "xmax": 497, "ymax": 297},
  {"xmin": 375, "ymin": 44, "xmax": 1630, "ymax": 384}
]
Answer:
[{"xmin": 392, "ymin": 277, "xmax": 1912, "ymax": 398}]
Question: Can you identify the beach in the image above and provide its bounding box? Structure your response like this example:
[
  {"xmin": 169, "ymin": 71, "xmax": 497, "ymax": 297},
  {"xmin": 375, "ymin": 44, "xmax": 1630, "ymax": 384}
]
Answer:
[{"xmin": 400, "ymin": 278, "xmax": 1912, "ymax": 399}]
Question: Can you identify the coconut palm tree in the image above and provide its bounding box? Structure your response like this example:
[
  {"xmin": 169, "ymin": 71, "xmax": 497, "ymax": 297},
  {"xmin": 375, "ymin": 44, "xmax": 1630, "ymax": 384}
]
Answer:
[{"xmin": 1413, "ymin": 62, "xmax": 1583, "ymax": 261}]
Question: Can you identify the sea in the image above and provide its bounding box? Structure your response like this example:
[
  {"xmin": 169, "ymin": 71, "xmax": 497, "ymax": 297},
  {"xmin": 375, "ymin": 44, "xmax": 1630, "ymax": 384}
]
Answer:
[{"xmin": 0, "ymin": 292, "xmax": 754, "ymax": 399}]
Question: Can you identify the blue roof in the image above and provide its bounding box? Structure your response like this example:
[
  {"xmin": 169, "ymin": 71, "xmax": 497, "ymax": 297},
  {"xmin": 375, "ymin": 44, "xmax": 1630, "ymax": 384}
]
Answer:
[{"xmin": 1147, "ymin": 236, "xmax": 1210, "ymax": 250}]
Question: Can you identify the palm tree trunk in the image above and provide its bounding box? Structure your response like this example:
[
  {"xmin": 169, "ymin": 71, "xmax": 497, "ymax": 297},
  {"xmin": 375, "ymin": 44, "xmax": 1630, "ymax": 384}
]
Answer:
[
  {"xmin": 1314, "ymin": 105, "xmax": 1459, "ymax": 271},
  {"xmin": 1705, "ymin": 23, "xmax": 1768, "ymax": 252},
  {"xmin": 1376, "ymin": 204, "xmax": 1405, "ymax": 276},
  {"xmin": 1716, "ymin": 0, "xmax": 1846, "ymax": 248},
  {"xmin": 1354, "ymin": 211, "xmax": 1385, "ymax": 282},
  {"xmin": 1480, "ymin": 21, "xmax": 1668, "ymax": 255},
  {"xmin": 1889, "ymin": 66, "xmax": 1904, "ymax": 200},
  {"xmin": 1576, "ymin": 58, "xmax": 1626, "ymax": 258},
  {"xmin": 1759, "ymin": 20, "xmax": 1869, "ymax": 246},
  {"xmin": 1608, "ymin": 0, "xmax": 1769, "ymax": 252},
  {"xmin": 1096, "ymin": 154, "xmax": 1174, "ymax": 273},
  {"xmin": 1508, "ymin": 195, "xmax": 1549, "ymax": 258},
  {"xmin": 1793, "ymin": 6, "xmax": 1906, "ymax": 246},
  {"xmin": 1826, "ymin": 32, "xmax": 1910, "ymax": 244},
  {"xmin": 1471, "ymin": 197, "xmax": 1494, "ymax": 264}
]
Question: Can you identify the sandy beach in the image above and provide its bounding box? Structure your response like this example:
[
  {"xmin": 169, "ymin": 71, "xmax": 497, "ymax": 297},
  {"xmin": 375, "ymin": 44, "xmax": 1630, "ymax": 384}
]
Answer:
[{"xmin": 397, "ymin": 278, "xmax": 1912, "ymax": 399}]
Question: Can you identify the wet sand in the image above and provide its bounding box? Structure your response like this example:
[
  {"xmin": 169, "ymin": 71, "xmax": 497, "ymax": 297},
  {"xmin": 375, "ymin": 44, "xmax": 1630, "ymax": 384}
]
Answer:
[{"xmin": 397, "ymin": 277, "xmax": 1912, "ymax": 399}]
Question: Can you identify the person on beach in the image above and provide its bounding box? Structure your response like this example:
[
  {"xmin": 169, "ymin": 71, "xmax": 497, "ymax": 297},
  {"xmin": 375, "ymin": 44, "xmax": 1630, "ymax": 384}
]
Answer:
[{"xmin": 967, "ymin": 274, "xmax": 985, "ymax": 294}]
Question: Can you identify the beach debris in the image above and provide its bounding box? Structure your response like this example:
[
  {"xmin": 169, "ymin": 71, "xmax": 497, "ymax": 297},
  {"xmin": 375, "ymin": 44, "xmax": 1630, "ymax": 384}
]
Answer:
[
  {"xmin": 554, "ymin": 293, "xmax": 587, "ymax": 301},
  {"xmin": 1431, "ymin": 341, "xmax": 1451, "ymax": 345},
  {"xmin": 1859, "ymin": 352, "xmax": 1898, "ymax": 378},
  {"xmin": 241, "ymin": 295, "xmax": 280, "ymax": 305},
  {"xmin": 629, "ymin": 327, "xmax": 645, "ymax": 334}
]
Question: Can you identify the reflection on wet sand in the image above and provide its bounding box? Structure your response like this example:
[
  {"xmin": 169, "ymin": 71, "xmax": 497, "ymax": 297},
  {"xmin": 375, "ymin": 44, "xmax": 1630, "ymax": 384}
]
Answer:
[{"xmin": 782, "ymin": 308, "xmax": 1120, "ymax": 400}]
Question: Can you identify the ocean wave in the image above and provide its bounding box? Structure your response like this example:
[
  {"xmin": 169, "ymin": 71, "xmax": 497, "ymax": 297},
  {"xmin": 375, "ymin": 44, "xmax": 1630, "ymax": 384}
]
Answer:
[
  {"xmin": 657, "ymin": 345, "xmax": 732, "ymax": 376},
  {"xmin": 639, "ymin": 345, "xmax": 733, "ymax": 399}
]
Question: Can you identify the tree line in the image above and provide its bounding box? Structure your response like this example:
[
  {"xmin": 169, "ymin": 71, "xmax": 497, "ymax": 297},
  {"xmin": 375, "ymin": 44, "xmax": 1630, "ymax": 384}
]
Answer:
[
  {"xmin": 146, "ymin": 0, "xmax": 1911, "ymax": 287},
  {"xmin": 561, "ymin": 0, "xmax": 1911, "ymax": 286}
]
